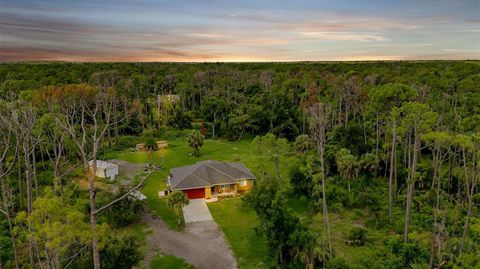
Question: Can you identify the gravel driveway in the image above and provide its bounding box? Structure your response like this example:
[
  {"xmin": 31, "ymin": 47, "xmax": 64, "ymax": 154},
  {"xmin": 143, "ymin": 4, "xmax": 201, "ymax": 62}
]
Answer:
[{"xmin": 142, "ymin": 213, "xmax": 237, "ymax": 269}]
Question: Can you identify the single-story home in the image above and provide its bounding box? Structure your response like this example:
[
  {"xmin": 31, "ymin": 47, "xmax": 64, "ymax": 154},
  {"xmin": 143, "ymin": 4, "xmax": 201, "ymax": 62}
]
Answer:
[
  {"xmin": 89, "ymin": 160, "xmax": 119, "ymax": 180},
  {"xmin": 168, "ymin": 160, "xmax": 255, "ymax": 199}
]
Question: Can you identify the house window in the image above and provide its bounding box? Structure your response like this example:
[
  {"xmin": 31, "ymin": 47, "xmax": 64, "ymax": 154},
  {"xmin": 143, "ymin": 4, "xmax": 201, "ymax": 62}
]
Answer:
[
  {"xmin": 220, "ymin": 184, "xmax": 230, "ymax": 191},
  {"xmin": 240, "ymin": 180, "xmax": 248, "ymax": 186}
]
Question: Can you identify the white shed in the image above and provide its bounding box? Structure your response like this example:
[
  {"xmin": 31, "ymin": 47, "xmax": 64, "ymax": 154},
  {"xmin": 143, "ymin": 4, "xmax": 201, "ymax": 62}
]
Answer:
[{"xmin": 89, "ymin": 160, "xmax": 119, "ymax": 180}]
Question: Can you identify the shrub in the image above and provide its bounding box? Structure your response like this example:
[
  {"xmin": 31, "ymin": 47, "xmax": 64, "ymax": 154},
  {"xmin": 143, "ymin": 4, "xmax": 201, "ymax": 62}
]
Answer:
[
  {"xmin": 384, "ymin": 236, "xmax": 429, "ymax": 267},
  {"xmin": 289, "ymin": 165, "xmax": 312, "ymax": 198},
  {"xmin": 68, "ymin": 233, "xmax": 143, "ymax": 269},
  {"xmin": 294, "ymin": 134, "xmax": 312, "ymax": 153},
  {"xmin": 326, "ymin": 257, "xmax": 350, "ymax": 269},
  {"xmin": 115, "ymin": 135, "xmax": 138, "ymax": 149},
  {"xmin": 347, "ymin": 227, "xmax": 367, "ymax": 246},
  {"xmin": 101, "ymin": 234, "xmax": 143, "ymax": 269},
  {"xmin": 169, "ymin": 105, "xmax": 192, "ymax": 129},
  {"xmin": 98, "ymin": 188, "xmax": 143, "ymax": 228}
]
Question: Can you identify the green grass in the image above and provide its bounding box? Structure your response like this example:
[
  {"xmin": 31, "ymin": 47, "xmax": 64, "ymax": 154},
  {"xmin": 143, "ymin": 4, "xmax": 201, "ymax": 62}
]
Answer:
[
  {"xmin": 287, "ymin": 196, "xmax": 311, "ymax": 216},
  {"xmin": 106, "ymin": 131, "xmax": 300, "ymax": 267},
  {"xmin": 150, "ymin": 254, "xmax": 194, "ymax": 269},
  {"xmin": 107, "ymin": 133, "xmax": 258, "ymax": 229},
  {"xmin": 119, "ymin": 222, "xmax": 152, "ymax": 241},
  {"xmin": 208, "ymin": 198, "xmax": 270, "ymax": 269}
]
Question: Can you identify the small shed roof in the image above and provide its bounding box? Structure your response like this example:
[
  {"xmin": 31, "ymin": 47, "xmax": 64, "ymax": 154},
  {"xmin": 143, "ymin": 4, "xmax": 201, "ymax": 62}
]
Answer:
[{"xmin": 88, "ymin": 160, "xmax": 117, "ymax": 169}]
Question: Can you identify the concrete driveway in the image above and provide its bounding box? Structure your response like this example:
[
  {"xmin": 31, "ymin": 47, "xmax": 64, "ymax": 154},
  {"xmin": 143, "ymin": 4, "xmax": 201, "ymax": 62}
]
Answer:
[{"xmin": 183, "ymin": 198, "xmax": 213, "ymax": 223}]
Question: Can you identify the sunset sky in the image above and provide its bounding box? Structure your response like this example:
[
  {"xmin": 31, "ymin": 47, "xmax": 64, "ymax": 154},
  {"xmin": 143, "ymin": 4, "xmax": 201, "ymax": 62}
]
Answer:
[{"xmin": 1, "ymin": 0, "xmax": 479, "ymax": 62}]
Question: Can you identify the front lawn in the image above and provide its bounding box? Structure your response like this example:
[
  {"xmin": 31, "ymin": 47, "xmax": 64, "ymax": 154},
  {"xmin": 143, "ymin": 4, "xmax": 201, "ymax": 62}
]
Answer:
[
  {"xmin": 208, "ymin": 198, "xmax": 270, "ymax": 269},
  {"xmin": 107, "ymin": 134, "xmax": 257, "ymax": 229},
  {"xmin": 150, "ymin": 254, "xmax": 194, "ymax": 269}
]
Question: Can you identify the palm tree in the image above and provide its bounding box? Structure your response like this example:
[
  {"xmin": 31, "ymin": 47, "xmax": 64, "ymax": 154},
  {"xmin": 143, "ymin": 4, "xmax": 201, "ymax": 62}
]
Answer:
[
  {"xmin": 335, "ymin": 148, "xmax": 360, "ymax": 193},
  {"xmin": 167, "ymin": 191, "xmax": 189, "ymax": 226},
  {"xmin": 188, "ymin": 130, "xmax": 204, "ymax": 156}
]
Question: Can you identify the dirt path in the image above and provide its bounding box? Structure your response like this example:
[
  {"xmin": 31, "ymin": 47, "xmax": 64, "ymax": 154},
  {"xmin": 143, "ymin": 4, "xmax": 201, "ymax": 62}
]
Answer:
[{"xmin": 142, "ymin": 213, "xmax": 237, "ymax": 269}]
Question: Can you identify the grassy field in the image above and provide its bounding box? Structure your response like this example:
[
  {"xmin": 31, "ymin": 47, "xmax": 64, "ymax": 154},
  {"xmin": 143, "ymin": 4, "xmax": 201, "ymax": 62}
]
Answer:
[
  {"xmin": 150, "ymin": 254, "xmax": 194, "ymax": 269},
  {"xmin": 106, "ymin": 131, "xmax": 314, "ymax": 268},
  {"xmin": 107, "ymin": 131, "xmax": 259, "ymax": 229},
  {"xmin": 105, "ymin": 131, "xmax": 398, "ymax": 268},
  {"xmin": 208, "ymin": 198, "xmax": 270, "ymax": 269}
]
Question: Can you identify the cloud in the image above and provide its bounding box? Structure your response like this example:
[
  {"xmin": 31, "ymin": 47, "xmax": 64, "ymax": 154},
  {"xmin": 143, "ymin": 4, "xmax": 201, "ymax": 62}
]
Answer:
[
  {"xmin": 298, "ymin": 31, "xmax": 387, "ymax": 42},
  {"xmin": 1, "ymin": 0, "xmax": 479, "ymax": 61}
]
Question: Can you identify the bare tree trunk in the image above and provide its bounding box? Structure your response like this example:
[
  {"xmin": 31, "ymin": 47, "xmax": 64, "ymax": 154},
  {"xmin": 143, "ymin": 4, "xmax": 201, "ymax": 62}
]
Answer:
[
  {"xmin": 320, "ymin": 151, "xmax": 332, "ymax": 256},
  {"xmin": 17, "ymin": 160, "xmax": 23, "ymax": 208},
  {"xmin": 32, "ymin": 145, "xmax": 38, "ymax": 198},
  {"xmin": 23, "ymin": 140, "xmax": 35, "ymax": 265},
  {"xmin": 90, "ymin": 177, "xmax": 101, "ymax": 269},
  {"xmin": 212, "ymin": 113, "xmax": 216, "ymax": 138},
  {"xmin": 429, "ymin": 146, "xmax": 441, "ymax": 268},
  {"xmin": 308, "ymin": 103, "xmax": 332, "ymax": 257},
  {"xmin": 107, "ymin": 127, "xmax": 112, "ymax": 150},
  {"xmin": 113, "ymin": 105, "xmax": 119, "ymax": 146},
  {"xmin": 388, "ymin": 122, "xmax": 396, "ymax": 223},
  {"xmin": 1, "ymin": 179, "xmax": 20, "ymax": 269},
  {"xmin": 362, "ymin": 114, "xmax": 367, "ymax": 145},
  {"xmin": 375, "ymin": 113, "xmax": 380, "ymax": 152},
  {"xmin": 437, "ymin": 214, "xmax": 446, "ymax": 265},
  {"xmin": 404, "ymin": 134, "xmax": 419, "ymax": 243},
  {"xmin": 459, "ymin": 147, "xmax": 477, "ymax": 256},
  {"xmin": 81, "ymin": 156, "xmax": 101, "ymax": 269}
]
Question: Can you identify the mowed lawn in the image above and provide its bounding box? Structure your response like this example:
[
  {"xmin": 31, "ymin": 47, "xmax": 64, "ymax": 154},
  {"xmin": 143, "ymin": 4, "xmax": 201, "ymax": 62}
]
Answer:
[
  {"xmin": 150, "ymin": 254, "xmax": 194, "ymax": 269},
  {"xmin": 208, "ymin": 198, "xmax": 270, "ymax": 269},
  {"xmin": 107, "ymin": 133, "xmax": 272, "ymax": 267}
]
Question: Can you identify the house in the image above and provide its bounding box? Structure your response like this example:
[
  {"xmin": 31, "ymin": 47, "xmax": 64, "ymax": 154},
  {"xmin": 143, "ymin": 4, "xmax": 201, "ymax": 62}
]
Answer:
[
  {"xmin": 168, "ymin": 160, "xmax": 255, "ymax": 199},
  {"xmin": 88, "ymin": 160, "xmax": 119, "ymax": 180}
]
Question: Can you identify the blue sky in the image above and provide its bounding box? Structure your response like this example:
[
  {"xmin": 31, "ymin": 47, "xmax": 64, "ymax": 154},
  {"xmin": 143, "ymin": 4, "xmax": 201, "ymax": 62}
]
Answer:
[{"xmin": 0, "ymin": 0, "xmax": 479, "ymax": 61}]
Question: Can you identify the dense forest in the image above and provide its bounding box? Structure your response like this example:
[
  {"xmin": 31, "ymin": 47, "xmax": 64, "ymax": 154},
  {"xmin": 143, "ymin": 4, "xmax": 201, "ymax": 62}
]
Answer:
[{"xmin": 0, "ymin": 61, "xmax": 479, "ymax": 269}]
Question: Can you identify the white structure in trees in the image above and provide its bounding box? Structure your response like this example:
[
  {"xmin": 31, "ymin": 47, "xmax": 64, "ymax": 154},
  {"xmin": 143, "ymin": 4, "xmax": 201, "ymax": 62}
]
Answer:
[{"xmin": 89, "ymin": 160, "xmax": 119, "ymax": 180}]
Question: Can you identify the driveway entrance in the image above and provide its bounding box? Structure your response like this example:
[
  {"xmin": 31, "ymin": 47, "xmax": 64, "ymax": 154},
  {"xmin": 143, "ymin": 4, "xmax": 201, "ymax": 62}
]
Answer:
[{"xmin": 183, "ymin": 198, "xmax": 213, "ymax": 223}]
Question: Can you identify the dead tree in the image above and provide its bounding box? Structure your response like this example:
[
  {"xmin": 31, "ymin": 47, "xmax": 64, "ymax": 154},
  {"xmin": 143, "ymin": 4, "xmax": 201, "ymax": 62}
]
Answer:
[
  {"xmin": 0, "ymin": 103, "xmax": 20, "ymax": 269},
  {"xmin": 308, "ymin": 102, "xmax": 333, "ymax": 257},
  {"xmin": 10, "ymin": 103, "xmax": 39, "ymax": 265},
  {"xmin": 51, "ymin": 84, "xmax": 133, "ymax": 269},
  {"xmin": 459, "ymin": 134, "xmax": 478, "ymax": 257}
]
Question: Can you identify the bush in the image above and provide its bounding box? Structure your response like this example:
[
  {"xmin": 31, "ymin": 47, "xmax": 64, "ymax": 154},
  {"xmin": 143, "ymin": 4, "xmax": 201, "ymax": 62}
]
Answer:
[
  {"xmin": 289, "ymin": 165, "xmax": 312, "ymax": 198},
  {"xmin": 115, "ymin": 135, "xmax": 139, "ymax": 149},
  {"xmin": 384, "ymin": 236, "xmax": 429, "ymax": 267},
  {"xmin": 101, "ymin": 234, "xmax": 143, "ymax": 269},
  {"xmin": 294, "ymin": 134, "xmax": 312, "ymax": 153},
  {"xmin": 68, "ymin": 233, "xmax": 143, "ymax": 269},
  {"xmin": 141, "ymin": 129, "xmax": 156, "ymax": 149},
  {"xmin": 97, "ymin": 188, "xmax": 144, "ymax": 228},
  {"xmin": 326, "ymin": 257, "xmax": 350, "ymax": 269},
  {"xmin": 169, "ymin": 105, "xmax": 192, "ymax": 129},
  {"xmin": 347, "ymin": 227, "xmax": 367, "ymax": 246}
]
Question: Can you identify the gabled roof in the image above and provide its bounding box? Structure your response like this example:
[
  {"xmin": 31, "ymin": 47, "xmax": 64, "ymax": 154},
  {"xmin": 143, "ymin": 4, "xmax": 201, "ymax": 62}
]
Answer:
[{"xmin": 169, "ymin": 160, "xmax": 255, "ymax": 190}]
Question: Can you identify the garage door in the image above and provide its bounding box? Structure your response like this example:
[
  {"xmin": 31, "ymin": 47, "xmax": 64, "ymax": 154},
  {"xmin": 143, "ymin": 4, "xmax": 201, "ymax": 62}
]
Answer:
[{"xmin": 183, "ymin": 188, "xmax": 205, "ymax": 199}]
